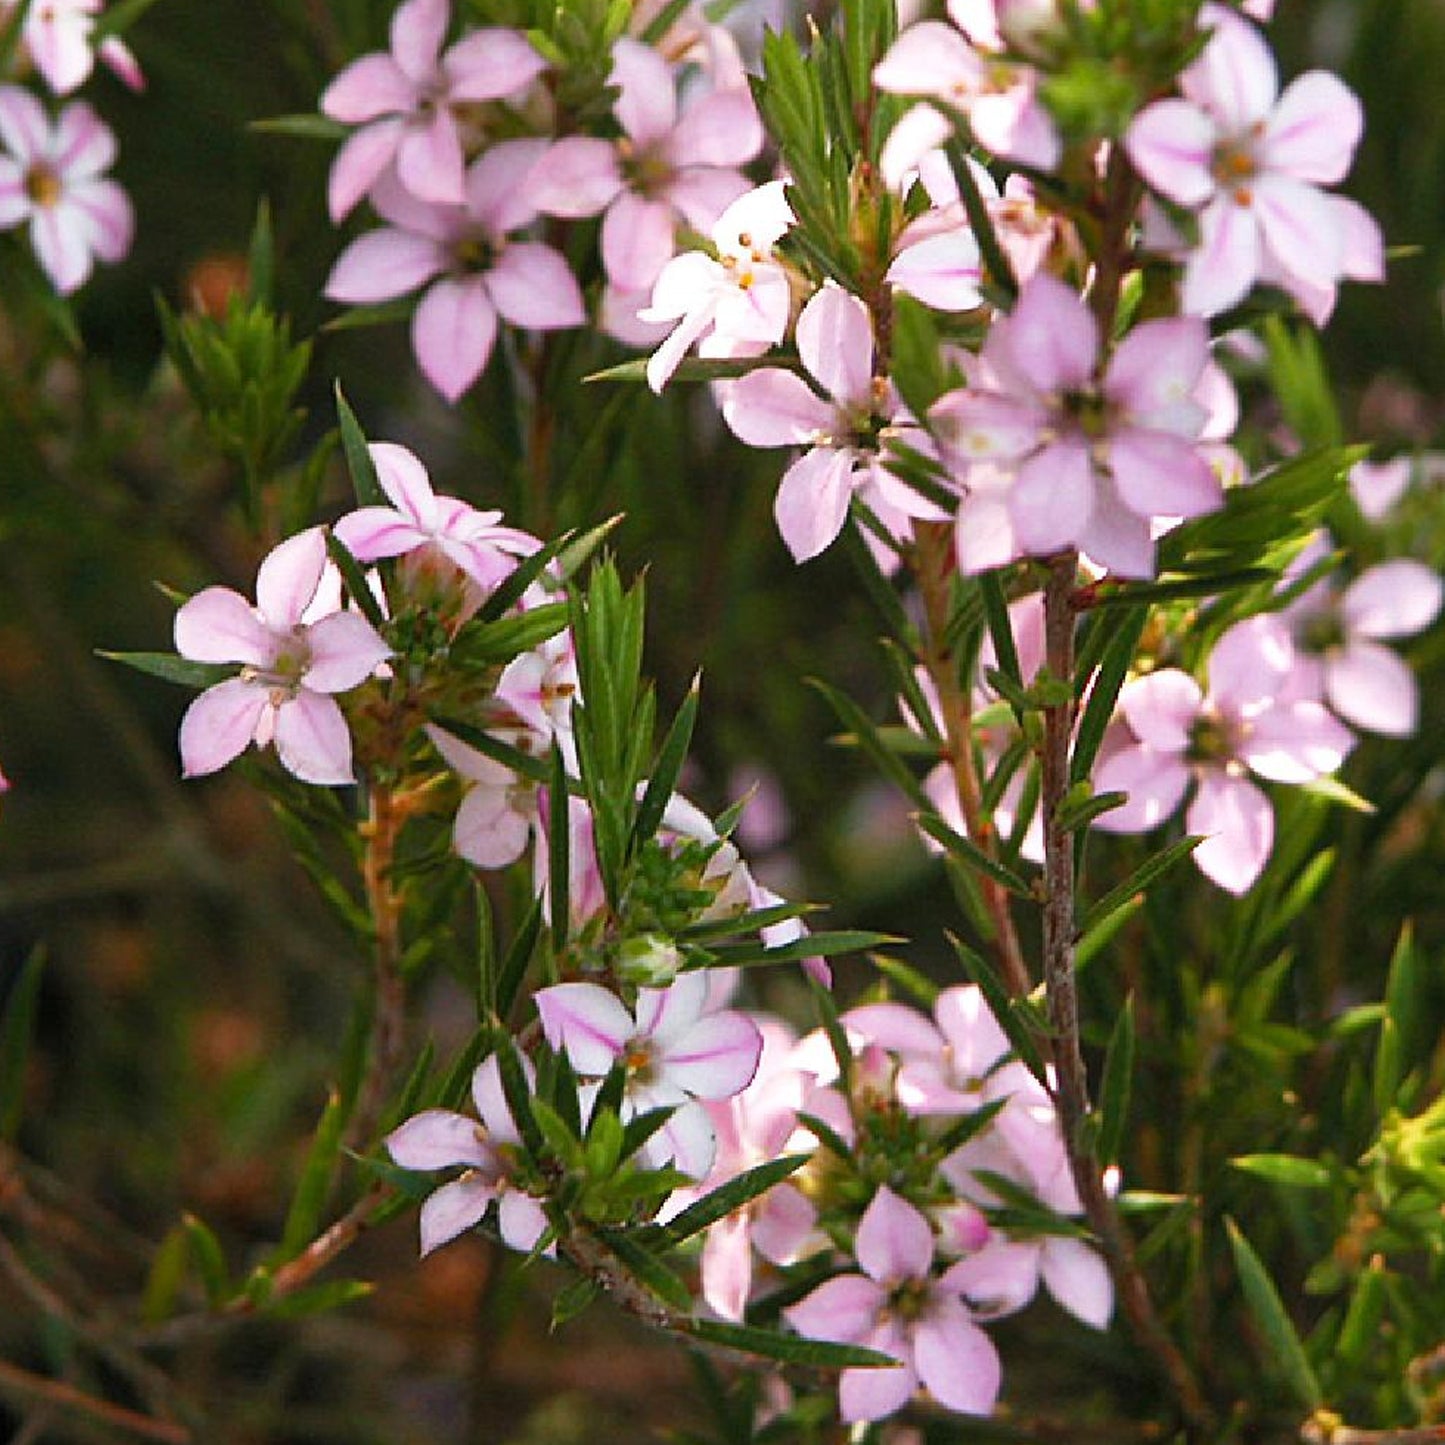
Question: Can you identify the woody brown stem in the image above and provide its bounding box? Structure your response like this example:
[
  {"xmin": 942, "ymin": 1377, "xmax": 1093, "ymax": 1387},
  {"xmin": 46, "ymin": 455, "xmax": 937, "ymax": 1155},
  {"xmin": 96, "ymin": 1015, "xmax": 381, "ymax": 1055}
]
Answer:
[{"xmin": 1038, "ymin": 555, "xmax": 1213, "ymax": 1437}]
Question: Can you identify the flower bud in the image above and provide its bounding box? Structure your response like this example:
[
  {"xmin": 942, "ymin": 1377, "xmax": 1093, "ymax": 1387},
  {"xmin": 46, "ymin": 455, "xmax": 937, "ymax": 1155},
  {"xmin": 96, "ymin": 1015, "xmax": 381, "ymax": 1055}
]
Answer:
[{"xmin": 616, "ymin": 933, "xmax": 683, "ymax": 987}]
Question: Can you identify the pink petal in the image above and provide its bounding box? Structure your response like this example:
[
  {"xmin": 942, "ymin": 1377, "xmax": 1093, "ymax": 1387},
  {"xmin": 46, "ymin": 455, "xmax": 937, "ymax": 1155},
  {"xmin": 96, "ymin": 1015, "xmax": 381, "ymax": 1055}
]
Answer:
[
  {"xmin": 418, "ymin": 1175, "xmax": 493, "ymax": 1256},
  {"xmin": 844, "ymin": 1002, "xmax": 945, "ymax": 1056},
  {"xmin": 1252, "ymin": 175, "xmax": 1342, "ymax": 293},
  {"xmin": 31, "ymin": 205, "xmax": 90, "ymax": 293},
  {"xmin": 934, "ymin": 985, "xmax": 1011, "ymax": 1073},
  {"xmin": 497, "ymin": 1190, "xmax": 549, "ymax": 1253},
  {"xmin": 645, "ymin": 294, "xmax": 718, "ymax": 393},
  {"xmin": 472, "ymin": 1052, "xmax": 528, "ymax": 1145},
  {"xmin": 913, "ymin": 1304, "xmax": 1002, "ymax": 1413},
  {"xmin": 53, "ymin": 101, "xmax": 115, "ymax": 179},
  {"xmin": 856, "ymin": 1186, "xmax": 934, "ymax": 1284},
  {"xmin": 773, "ymin": 449, "xmax": 857, "ymax": 563},
  {"xmin": 940, "ymin": 1239, "xmax": 1041, "ymax": 1317},
  {"xmin": 333, "ymin": 508, "xmax": 428, "ymax": 561},
  {"xmin": 369, "ymin": 440, "xmax": 437, "ymax": 519},
  {"xmin": 1187, "ymin": 771, "xmax": 1273, "ymax": 894},
  {"xmin": 1263, "ymin": 70, "xmax": 1361, "ymax": 185},
  {"xmin": 1092, "ymin": 744, "xmax": 1192, "ymax": 833},
  {"xmin": 390, "ymin": 0, "xmax": 447, "ymax": 84},
  {"xmin": 701, "ymin": 1210, "xmax": 753, "ymax": 1320},
  {"xmin": 931, "ymin": 390, "xmax": 1044, "ymax": 465},
  {"xmin": 326, "ymin": 227, "xmax": 448, "ymax": 303},
  {"xmin": 65, "ymin": 180, "xmax": 132, "ymax": 263},
  {"xmin": 326, "ymin": 119, "xmax": 406, "ymax": 222},
  {"xmin": 272, "ymin": 691, "xmax": 355, "ymax": 785},
  {"xmin": 1108, "ymin": 430, "xmax": 1221, "ymax": 520},
  {"xmin": 1181, "ymin": 199, "xmax": 1260, "ymax": 318},
  {"xmin": 873, "ymin": 22, "xmax": 979, "ymax": 98},
  {"xmin": 442, "ymin": 29, "xmax": 548, "ymax": 102},
  {"xmin": 668, "ymin": 86, "xmax": 763, "ymax": 169},
  {"xmin": 455, "ymin": 784, "xmax": 531, "ymax": 867},
  {"xmin": 610, "ymin": 37, "xmax": 676, "ymax": 145},
  {"xmin": 839, "ymin": 1321, "xmax": 915, "ymax": 1422},
  {"xmin": 664, "ymin": 166, "xmax": 751, "ymax": 234},
  {"xmin": 178, "ymin": 680, "xmax": 268, "ymax": 778},
  {"xmin": 970, "ymin": 82, "xmax": 1061, "ymax": 172},
  {"xmin": 723, "ymin": 369, "xmax": 833, "ymax": 447},
  {"xmin": 1040, "ymin": 1237, "xmax": 1114, "ymax": 1328},
  {"xmin": 1241, "ymin": 700, "xmax": 1353, "ymax": 783},
  {"xmin": 887, "ymin": 229, "xmax": 986, "ymax": 312},
  {"xmin": 1105, "ymin": 317, "xmax": 1210, "ymax": 433},
  {"xmin": 1127, "ymin": 99, "xmax": 1217, "ymax": 207},
  {"xmin": 1208, "ymin": 615, "xmax": 1293, "ymax": 712},
  {"xmin": 1325, "ymin": 642, "xmax": 1418, "ymax": 738},
  {"xmin": 396, "ymin": 107, "xmax": 467, "ymax": 207},
  {"xmin": 634, "ymin": 971, "xmax": 709, "ymax": 1043},
  {"xmin": 174, "ymin": 587, "xmax": 271, "ymax": 665},
  {"xmin": 485, "ymin": 242, "xmax": 585, "ymax": 330},
  {"xmin": 386, "ymin": 1108, "xmax": 492, "ymax": 1170},
  {"xmin": 1119, "ymin": 670, "xmax": 1201, "ymax": 753},
  {"xmin": 321, "ymin": 54, "xmax": 414, "ymax": 124},
  {"xmin": 527, "ymin": 136, "xmax": 623, "ymax": 219},
  {"xmin": 661, "ymin": 1010, "xmax": 763, "ymax": 1100},
  {"xmin": 27, "ymin": 15, "xmax": 94, "ymax": 95},
  {"xmin": 954, "ymin": 484, "xmax": 1022, "ymax": 574},
  {"xmin": 1078, "ymin": 489, "xmax": 1157, "ymax": 579},
  {"xmin": 796, "ymin": 282, "xmax": 873, "ymax": 406},
  {"xmin": 256, "ymin": 528, "xmax": 328, "ymax": 627},
  {"xmin": 752, "ymin": 1183, "xmax": 816, "ymax": 1264},
  {"xmin": 1342, "ymin": 561, "xmax": 1443, "ymax": 640},
  {"xmin": 1349, "ymin": 457, "xmax": 1412, "ymax": 521},
  {"xmin": 1182, "ymin": 8, "xmax": 1278, "ymax": 129},
  {"xmin": 534, "ymin": 982, "xmax": 633, "ymax": 1075},
  {"xmin": 304, "ymin": 611, "xmax": 390, "ymax": 692},
  {"xmin": 999, "ymin": 273, "xmax": 1097, "ymax": 394},
  {"xmin": 600, "ymin": 191, "xmax": 676, "ymax": 293},
  {"xmin": 412, "ymin": 275, "xmax": 498, "ymax": 402},
  {"xmin": 0, "ymin": 87, "xmax": 49, "ymax": 167},
  {"xmin": 651, "ymin": 1099, "xmax": 718, "ymax": 1179},
  {"xmin": 465, "ymin": 137, "xmax": 550, "ymax": 235},
  {"xmin": 1010, "ymin": 438, "xmax": 1094, "ymax": 554},
  {"xmin": 783, "ymin": 1273, "xmax": 883, "ymax": 1343}
]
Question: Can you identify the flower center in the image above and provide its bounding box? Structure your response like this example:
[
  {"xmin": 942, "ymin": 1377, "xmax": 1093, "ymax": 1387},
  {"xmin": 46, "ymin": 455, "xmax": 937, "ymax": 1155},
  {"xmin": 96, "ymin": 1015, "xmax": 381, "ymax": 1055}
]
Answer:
[
  {"xmin": 25, "ymin": 163, "xmax": 62, "ymax": 209},
  {"xmin": 1187, "ymin": 707, "xmax": 1240, "ymax": 765},
  {"xmin": 453, "ymin": 234, "xmax": 498, "ymax": 273},
  {"xmin": 1300, "ymin": 610, "xmax": 1345, "ymax": 654},
  {"xmin": 623, "ymin": 1038, "xmax": 656, "ymax": 1085},
  {"xmin": 886, "ymin": 1275, "xmax": 931, "ymax": 1322},
  {"xmin": 618, "ymin": 138, "xmax": 674, "ymax": 200},
  {"xmin": 1212, "ymin": 125, "xmax": 1264, "ymax": 203},
  {"xmin": 239, "ymin": 631, "xmax": 311, "ymax": 699}
]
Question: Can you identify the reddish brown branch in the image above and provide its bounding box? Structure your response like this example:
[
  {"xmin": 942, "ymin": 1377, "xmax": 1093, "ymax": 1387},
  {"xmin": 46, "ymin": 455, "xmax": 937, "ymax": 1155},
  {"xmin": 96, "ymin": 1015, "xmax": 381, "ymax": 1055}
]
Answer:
[{"xmin": 0, "ymin": 1359, "xmax": 192, "ymax": 1445}]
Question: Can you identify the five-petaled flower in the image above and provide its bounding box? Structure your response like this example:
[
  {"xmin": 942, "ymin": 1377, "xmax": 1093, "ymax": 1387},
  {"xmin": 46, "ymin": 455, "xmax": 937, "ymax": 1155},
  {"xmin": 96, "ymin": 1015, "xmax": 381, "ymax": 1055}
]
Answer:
[{"xmin": 174, "ymin": 527, "xmax": 391, "ymax": 786}]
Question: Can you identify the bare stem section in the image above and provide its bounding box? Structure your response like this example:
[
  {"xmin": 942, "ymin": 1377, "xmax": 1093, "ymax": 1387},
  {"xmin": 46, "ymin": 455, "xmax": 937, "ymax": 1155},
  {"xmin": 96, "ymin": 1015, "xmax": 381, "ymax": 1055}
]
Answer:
[{"xmin": 1038, "ymin": 554, "xmax": 1212, "ymax": 1437}]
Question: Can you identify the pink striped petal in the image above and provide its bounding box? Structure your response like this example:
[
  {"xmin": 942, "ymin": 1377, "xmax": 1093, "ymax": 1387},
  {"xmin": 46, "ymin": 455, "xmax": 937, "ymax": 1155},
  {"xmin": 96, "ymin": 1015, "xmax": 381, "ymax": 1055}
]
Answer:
[
  {"xmin": 326, "ymin": 226, "xmax": 448, "ymax": 302},
  {"xmin": 797, "ymin": 282, "xmax": 873, "ymax": 405},
  {"xmin": 661, "ymin": 1010, "xmax": 762, "ymax": 1101},
  {"xmin": 774, "ymin": 444, "xmax": 861, "ymax": 560},
  {"xmin": 418, "ymin": 1175, "xmax": 493, "ymax": 1256},
  {"xmin": 534, "ymin": 982, "xmax": 632, "ymax": 1075},
  {"xmin": 273, "ymin": 692, "xmax": 355, "ymax": 785},
  {"xmin": 413, "ymin": 276, "xmax": 497, "ymax": 401},
  {"xmin": 386, "ymin": 1108, "xmax": 492, "ymax": 1170},
  {"xmin": 1126, "ymin": 99, "xmax": 1216, "ymax": 208},
  {"xmin": 175, "ymin": 586, "xmax": 271, "ymax": 665},
  {"xmin": 1263, "ymin": 70, "xmax": 1360, "ymax": 185},
  {"xmin": 1040, "ymin": 1237, "xmax": 1114, "ymax": 1328},
  {"xmin": 1182, "ymin": 8, "xmax": 1277, "ymax": 128},
  {"xmin": 0, "ymin": 87, "xmax": 49, "ymax": 166},
  {"xmin": 1181, "ymin": 199, "xmax": 1259, "ymax": 318},
  {"xmin": 856, "ymin": 1186, "xmax": 933, "ymax": 1283},
  {"xmin": 914, "ymin": 1303, "xmax": 1002, "ymax": 1414},
  {"xmin": 178, "ymin": 680, "xmax": 268, "ymax": 778},
  {"xmin": 635, "ymin": 971, "xmax": 708, "ymax": 1043}
]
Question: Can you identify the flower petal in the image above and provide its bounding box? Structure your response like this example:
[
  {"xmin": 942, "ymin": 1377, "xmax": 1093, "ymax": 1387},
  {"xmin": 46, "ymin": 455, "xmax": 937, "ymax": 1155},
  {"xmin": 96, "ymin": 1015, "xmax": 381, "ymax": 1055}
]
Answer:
[
  {"xmin": 178, "ymin": 680, "xmax": 267, "ymax": 779},
  {"xmin": 256, "ymin": 528, "xmax": 328, "ymax": 627},
  {"xmin": 855, "ymin": 1185, "xmax": 934, "ymax": 1284},
  {"xmin": 913, "ymin": 1303, "xmax": 1002, "ymax": 1414},
  {"xmin": 272, "ymin": 692, "xmax": 355, "ymax": 785},
  {"xmin": 534, "ymin": 982, "xmax": 633, "ymax": 1075},
  {"xmin": 1187, "ymin": 771, "xmax": 1273, "ymax": 894},
  {"xmin": 418, "ymin": 1175, "xmax": 493, "ymax": 1256},
  {"xmin": 386, "ymin": 1108, "xmax": 492, "ymax": 1170},
  {"xmin": 412, "ymin": 275, "xmax": 497, "ymax": 402},
  {"xmin": 174, "ymin": 587, "xmax": 271, "ymax": 665},
  {"xmin": 773, "ymin": 448, "xmax": 857, "ymax": 564}
]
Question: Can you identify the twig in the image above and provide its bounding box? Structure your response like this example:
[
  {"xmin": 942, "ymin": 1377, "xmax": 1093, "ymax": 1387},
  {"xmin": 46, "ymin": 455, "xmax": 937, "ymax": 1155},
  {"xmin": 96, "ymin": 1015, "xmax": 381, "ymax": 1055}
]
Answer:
[
  {"xmin": 347, "ymin": 786, "xmax": 408, "ymax": 1153},
  {"xmin": 0, "ymin": 1359, "xmax": 191, "ymax": 1445},
  {"xmin": 913, "ymin": 520, "xmax": 1033, "ymax": 997},
  {"xmin": 1302, "ymin": 1420, "xmax": 1445, "ymax": 1445},
  {"xmin": 1037, "ymin": 555, "xmax": 1213, "ymax": 1437}
]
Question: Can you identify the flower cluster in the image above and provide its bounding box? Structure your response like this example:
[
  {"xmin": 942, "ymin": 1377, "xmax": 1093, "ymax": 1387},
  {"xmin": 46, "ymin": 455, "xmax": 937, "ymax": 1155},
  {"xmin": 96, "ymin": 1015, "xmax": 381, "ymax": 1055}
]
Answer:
[{"xmin": 320, "ymin": 0, "xmax": 767, "ymax": 399}]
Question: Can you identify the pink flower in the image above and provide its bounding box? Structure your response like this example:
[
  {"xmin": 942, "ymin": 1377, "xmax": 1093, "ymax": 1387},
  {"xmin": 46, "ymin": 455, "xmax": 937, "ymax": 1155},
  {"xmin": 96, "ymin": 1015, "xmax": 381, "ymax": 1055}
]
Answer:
[
  {"xmin": 535, "ymin": 973, "xmax": 763, "ymax": 1179},
  {"xmin": 386, "ymin": 1053, "xmax": 548, "ymax": 1256},
  {"xmin": 0, "ymin": 87, "xmax": 132, "ymax": 294},
  {"xmin": 931, "ymin": 273, "xmax": 1225, "ymax": 578},
  {"xmin": 1279, "ymin": 538, "xmax": 1443, "ymax": 738},
  {"xmin": 640, "ymin": 179, "xmax": 794, "ymax": 393},
  {"xmin": 689, "ymin": 1020, "xmax": 817, "ymax": 1320},
  {"xmin": 720, "ymin": 283, "xmax": 940, "ymax": 562},
  {"xmin": 174, "ymin": 528, "xmax": 391, "ymax": 786},
  {"xmin": 333, "ymin": 441, "xmax": 541, "ymax": 593},
  {"xmin": 426, "ymin": 724, "xmax": 537, "ymax": 868},
  {"xmin": 321, "ymin": 0, "xmax": 546, "ymax": 220},
  {"xmin": 527, "ymin": 38, "xmax": 761, "ymax": 295},
  {"xmin": 1125, "ymin": 5, "xmax": 1382, "ymax": 323},
  {"xmin": 784, "ymin": 1186, "xmax": 1001, "ymax": 1421},
  {"xmin": 325, "ymin": 140, "xmax": 585, "ymax": 401},
  {"xmin": 1348, "ymin": 457, "xmax": 1413, "ymax": 522},
  {"xmin": 874, "ymin": 2, "xmax": 1061, "ymax": 175},
  {"xmin": 8, "ymin": 0, "xmax": 144, "ymax": 96},
  {"xmin": 1094, "ymin": 616, "xmax": 1355, "ymax": 892}
]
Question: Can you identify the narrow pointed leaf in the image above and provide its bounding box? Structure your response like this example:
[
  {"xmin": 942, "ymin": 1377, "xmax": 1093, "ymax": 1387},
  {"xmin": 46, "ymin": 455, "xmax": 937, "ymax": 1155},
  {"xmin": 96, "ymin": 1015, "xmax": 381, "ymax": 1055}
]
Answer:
[
  {"xmin": 662, "ymin": 1157, "xmax": 809, "ymax": 1246},
  {"xmin": 1097, "ymin": 997, "xmax": 1134, "ymax": 1167},
  {"xmin": 1225, "ymin": 1217, "xmax": 1322, "ymax": 1409},
  {"xmin": 685, "ymin": 1319, "xmax": 896, "ymax": 1369},
  {"xmin": 99, "ymin": 650, "xmax": 234, "ymax": 689},
  {"xmin": 279, "ymin": 1089, "xmax": 348, "ymax": 1258},
  {"xmin": 335, "ymin": 385, "xmax": 386, "ymax": 507},
  {"xmin": 1079, "ymin": 835, "xmax": 1202, "ymax": 938}
]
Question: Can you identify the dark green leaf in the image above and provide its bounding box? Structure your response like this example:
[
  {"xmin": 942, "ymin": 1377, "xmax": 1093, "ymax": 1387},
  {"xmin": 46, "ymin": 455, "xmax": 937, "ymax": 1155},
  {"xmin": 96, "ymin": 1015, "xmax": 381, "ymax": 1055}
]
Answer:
[
  {"xmin": 633, "ymin": 675, "xmax": 699, "ymax": 852},
  {"xmin": 98, "ymin": 650, "xmax": 233, "ymax": 689},
  {"xmin": 335, "ymin": 384, "xmax": 386, "ymax": 507},
  {"xmin": 325, "ymin": 532, "xmax": 389, "ymax": 631},
  {"xmin": 595, "ymin": 1227, "xmax": 693, "ymax": 1312},
  {"xmin": 685, "ymin": 1318, "xmax": 896, "ymax": 1369},
  {"xmin": 1230, "ymin": 1154, "xmax": 1331, "ymax": 1189},
  {"xmin": 428, "ymin": 715, "xmax": 551, "ymax": 786},
  {"xmin": 915, "ymin": 812, "xmax": 1034, "ymax": 897},
  {"xmin": 1225, "ymin": 1217, "xmax": 1322, "ymax": 1409},
  {"xmin": 1078, "ymin": 835, "xmax": 1202, "ymax": 938},
  {"xmin": 279, "ymin": 1090, "xmax": 348, "ymax": 1258},
  {"xmin": 661, "ymin": 1157, "xmax": 809, "ymax": 1246},
  {"xmin": 1097, "ymin": 997, "xmax": 1134, "ymax": 1167},
  {"xmin": 250, "ymin": 112, "xmax": 349, "ymax": 141}
]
